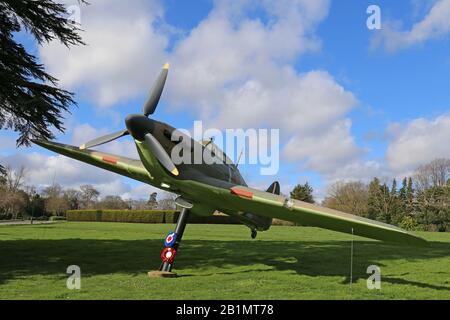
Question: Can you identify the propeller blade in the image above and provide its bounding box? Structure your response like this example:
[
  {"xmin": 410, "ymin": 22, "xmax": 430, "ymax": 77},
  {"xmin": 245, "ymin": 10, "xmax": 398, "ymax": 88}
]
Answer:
[
  {"xmin": 144, "ymin": 133, "xmax": 179, "ymax": 176},
  {"xmin": 143, "ymin": 63, "xmax": 169, "ymax": 116},
  {"xmin": 79, "ymin": 129, "xmax": 129, "ymax": 150}
]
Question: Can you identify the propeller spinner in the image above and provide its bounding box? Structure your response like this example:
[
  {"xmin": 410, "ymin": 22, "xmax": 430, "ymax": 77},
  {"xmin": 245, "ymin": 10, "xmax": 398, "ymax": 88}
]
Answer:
[{"xmin": 79, "ymin": 63, "xmax": 178, "ymax": 176}]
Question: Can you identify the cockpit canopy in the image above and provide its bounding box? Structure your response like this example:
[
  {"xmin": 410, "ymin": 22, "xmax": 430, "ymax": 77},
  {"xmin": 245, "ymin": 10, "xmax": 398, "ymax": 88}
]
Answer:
[{"xmin": 200, "ymin": 139, "xmax": 235, "ymax": 166}]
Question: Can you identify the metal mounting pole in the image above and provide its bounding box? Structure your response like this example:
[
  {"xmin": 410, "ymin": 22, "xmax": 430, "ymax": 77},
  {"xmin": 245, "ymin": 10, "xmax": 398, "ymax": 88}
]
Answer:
[{"xmin": 160, "ymin": 207, "xmax": 190, "ymax": 272}]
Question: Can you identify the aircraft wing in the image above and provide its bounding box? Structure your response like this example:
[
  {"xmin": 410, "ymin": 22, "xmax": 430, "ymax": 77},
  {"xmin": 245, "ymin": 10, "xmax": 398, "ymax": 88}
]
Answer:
[
  {"xmin": 32, "ymin": 140, "xmax": 152, "ymax": 184},
  {"xmin": 220, "ymin": 185, "xmax": 427, "ymax": 246}
]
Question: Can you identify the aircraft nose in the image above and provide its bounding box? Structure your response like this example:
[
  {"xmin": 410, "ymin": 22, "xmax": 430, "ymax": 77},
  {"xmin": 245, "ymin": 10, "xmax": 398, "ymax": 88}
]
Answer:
[{"xmin": 125, "ymin": 114, "xmax": 155, "ymax": 141}]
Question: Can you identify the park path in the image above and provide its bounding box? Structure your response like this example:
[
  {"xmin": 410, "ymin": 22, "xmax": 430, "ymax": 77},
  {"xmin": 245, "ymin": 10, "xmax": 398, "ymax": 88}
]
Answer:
[{"xmin": 0, "ymin": 220, "xmax": 57, "ymax": 226}]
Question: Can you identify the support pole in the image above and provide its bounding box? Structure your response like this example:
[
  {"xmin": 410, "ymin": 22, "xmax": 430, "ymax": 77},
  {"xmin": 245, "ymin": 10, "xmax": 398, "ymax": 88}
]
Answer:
[{"xmin": 159, "ymin": 207, "xmax": 190, "ymax": 273}]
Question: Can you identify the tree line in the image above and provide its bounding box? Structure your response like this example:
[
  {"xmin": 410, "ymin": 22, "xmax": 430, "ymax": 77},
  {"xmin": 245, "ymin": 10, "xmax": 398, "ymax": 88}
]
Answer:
[
  {"xmin": 290, "ymin": 159, "xmax": 449, "ymax": 232},
  {"xmin": 1, "ymin": 159, "xmax": 448, "ymax": 231}
]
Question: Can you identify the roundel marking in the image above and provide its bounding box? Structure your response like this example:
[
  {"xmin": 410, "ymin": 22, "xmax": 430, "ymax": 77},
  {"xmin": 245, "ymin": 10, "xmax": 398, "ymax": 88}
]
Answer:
[{"xmin": 164, "ymin": 232, "xmax": 177, "ymax": 247}]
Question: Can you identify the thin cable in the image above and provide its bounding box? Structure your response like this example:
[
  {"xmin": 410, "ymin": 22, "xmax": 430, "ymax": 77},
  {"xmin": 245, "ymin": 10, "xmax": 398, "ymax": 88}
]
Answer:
[{"xmin": 350, "ymin": 227, "xmax": 354, "ymax": 290}]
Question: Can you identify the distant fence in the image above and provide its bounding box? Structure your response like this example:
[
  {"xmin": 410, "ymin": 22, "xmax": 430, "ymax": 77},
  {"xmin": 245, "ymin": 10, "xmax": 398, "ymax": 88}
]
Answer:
[{"xmin": 66, "ymin": 210, "xmax": 241, "ymax": 224}]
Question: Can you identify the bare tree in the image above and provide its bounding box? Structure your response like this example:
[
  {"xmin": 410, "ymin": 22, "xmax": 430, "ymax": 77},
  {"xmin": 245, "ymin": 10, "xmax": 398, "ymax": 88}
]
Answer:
[
  {"xmin": 158, "ymin": 193, "xmax": 177, "ymax": 210},
  {"xmin": 42, "ymin": 183, "xmax": 69, "ymax": 216},
  {"xmin": 414, "ymin": 158, "xmax": 450, "ymax": 191},
  {"xmin": 5, "ymin": 165, "xmax": 26, "ymax": 192},
  {"xmin": 0, "ymin": 189, "xmax": 28, "ymax": 219},
  {"xmin": 323, "ymin": 181, "xmax": 369, "ymax": 216},
  {"xmin": 127, "ymin": 199, "xmax": 153, "ymax": 210},
  {"xmin": 98, "ymin": 195, "xmax": 129, "ymax": 210},
  {"xmin": 0, "ymin": 166, "xmax": 28, "ymax": 219},
  {"xmin": 79, "ymin": 184, "xmax": 100, "ymax": 209},
  {"xmin": 45, "ymin": 196, "xmax": 69, "ymax": 216},
  {"xmin": 64, "ymin": 189, "xmax": 81, "ymax": 210},
  {"xmin": 42, "ymin": 183, "xmax": 63, "ymax": 199},
  {"xmin": 429, "ymin": 158, "xmax": 450, "ymax": 187}
]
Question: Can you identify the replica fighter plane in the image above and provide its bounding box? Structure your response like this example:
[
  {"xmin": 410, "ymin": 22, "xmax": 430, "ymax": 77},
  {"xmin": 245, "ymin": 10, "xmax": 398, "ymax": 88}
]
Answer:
[{"xmin": 33, "ymin": 63, "xmax": 427, "ymax": 275}]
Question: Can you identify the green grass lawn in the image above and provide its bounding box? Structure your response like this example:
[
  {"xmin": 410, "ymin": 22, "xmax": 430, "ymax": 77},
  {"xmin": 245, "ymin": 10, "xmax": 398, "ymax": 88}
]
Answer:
[{"xmin": 0, "ymin": 221, "xmax": 449, "ymax": 299}]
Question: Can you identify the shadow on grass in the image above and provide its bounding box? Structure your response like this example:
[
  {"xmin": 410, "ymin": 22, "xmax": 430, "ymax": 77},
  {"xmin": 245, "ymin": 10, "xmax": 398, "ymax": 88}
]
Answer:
[{"xmin": 0, "ymin": 238, "xmax": 449, "ymax": 291}]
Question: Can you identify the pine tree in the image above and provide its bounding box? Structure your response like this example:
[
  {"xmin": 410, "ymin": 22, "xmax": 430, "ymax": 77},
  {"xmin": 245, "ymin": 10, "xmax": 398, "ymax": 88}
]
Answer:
[
  {"xmin": 399, "ymin": 178, "xmax": 407, "ymax": 211},
  {"xmin": 416, "ymin": 185, "xmax": 449, "ymax": 231},
  {"xmin": 379, "ymin": 182, "xmax": 391, "ymax": 223},
  {"xmin": 390, "ymin": 178, "xmax": 403, "ymax": 224},
  {"xmin": 367, "ymin": 177, "xmax": 381, "ymax": 220},
  {"xmin": 0, "ymin": 0, "xmax": 86, "ymax": 172},
  {"xmin": 406, "ymin": 177, "xmax": 415, "ymax": 215},
  {"xmin": 367, "ymin": 178, "xmax": 397, "ymax": 223},
  {"xmin": 290, "ymin": 182, "xmax": 314, "ymax": 203}
]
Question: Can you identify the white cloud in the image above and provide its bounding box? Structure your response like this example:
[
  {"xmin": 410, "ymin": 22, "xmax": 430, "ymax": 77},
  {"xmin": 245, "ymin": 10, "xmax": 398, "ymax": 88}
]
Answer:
[
  {"xmin": 40, "ymin": 0, "xmax": 169, "ymax": 107},
  {"xmin": 319, "ymin": 113, "xmax": 450, "ymax": 193},
  {"xmin": 166, "ymin": 0, "xmax": 360, "ymax": 175},
  {"xmin": 93, "ymin": 180, "xmax": 131, "ymax": 198},
  {"xmin": 71, "ymin": 123, "xmax": 108, "ymax": 146},
  {"xmin": 386, "ymin": 114, "xmax": 450, "ymax": 173},
  {"xmin": 70, "ymin": 123, "xmax": 138, "ymax": 158},
  {"xmin": 324, "ymin": 160, "xmax": 386, "ymax": 183},
  {"xmin": 120, "ymin": 184, "xmax": 164, "ymax": 201},
  {"xmin": 94, "ymin": 180, "xmax": 165, "ymax": 200},
  {"xmin": 38, "ymin": 0, "xmax": 365, "ymax": 184},
  {"xmin": 373, "ymin": 0, "xmax": 450, "ymax": 52},
  {"xmin": 168, "ymin": 0, "xmax": 331, "ymax": 120},
  {"xmin": 283, "ymin": 119, "xmax": 362, "ymax": 174},
  {"xmin": 210, "ymin": 71, "xmax": 357, "ymax": 135},
  {"xmin": 1, "ymin": 152, "xmax": 117, "ymax": 188}
]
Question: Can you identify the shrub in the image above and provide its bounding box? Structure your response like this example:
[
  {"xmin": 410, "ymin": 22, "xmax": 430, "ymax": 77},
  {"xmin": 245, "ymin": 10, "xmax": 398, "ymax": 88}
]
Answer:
[
  {"xmin": 66, "ymin": 210, "xmax": 98, "ymax": 222},
  {"xmin": 399, "ymin": 216, "xmax": 419, "ymax": 231},
  {"xmin": 66, "ymin": 210, "xmax": 171, "ymax": 223},
  {"xmin": 101, "ymin": 210, "xmax": 167, "ymax": 223},
  {"xmin": 164, "ymin": 211, "xmax": 180, "ymax": 224}
]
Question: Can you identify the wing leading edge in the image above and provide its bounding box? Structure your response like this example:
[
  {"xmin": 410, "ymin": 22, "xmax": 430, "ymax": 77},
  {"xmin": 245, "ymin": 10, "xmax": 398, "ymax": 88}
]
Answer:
[
  {"xmin": 31, "ymin": 140, "xmax": 427, "ymax": 246},
  {"xmin": 222, "ymin": 185, "xmax": 427, "ymax": 246},
  {"xmin": 32, "ymin": 140, "xmax": 152, "ymax": 184}
]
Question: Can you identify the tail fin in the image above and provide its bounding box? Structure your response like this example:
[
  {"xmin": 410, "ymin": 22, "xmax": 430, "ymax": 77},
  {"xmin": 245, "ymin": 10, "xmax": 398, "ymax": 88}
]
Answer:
[{"xmin": 266, "ymin": 181, "xmax": 280, "ymax": 195}]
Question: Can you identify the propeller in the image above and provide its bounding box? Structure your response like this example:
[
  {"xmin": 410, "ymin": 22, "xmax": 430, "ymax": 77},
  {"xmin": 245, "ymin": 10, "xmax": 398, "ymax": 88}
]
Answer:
[
  {"xmin": 78, "ymin": 63, "xmax": 179, "ymax": 176},
  {"xmin": 79, "ymin": 129, "xmax": 129, "ymax": 150},
  {"xmin": 143, "ymin": 63, "xmax": 169, "ymax": 116},
  {"xmin": 144, "ymin": 133, "xmax": 179, "ymax": 176}
]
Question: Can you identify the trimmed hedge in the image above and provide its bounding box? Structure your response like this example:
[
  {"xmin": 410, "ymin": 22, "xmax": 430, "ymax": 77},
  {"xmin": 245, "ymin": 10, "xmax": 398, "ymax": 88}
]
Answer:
[
  {"xmin": 164, "ymin": 211, "xmax": 179, "ymax": 224},
  {"xmin": 101, "ymin": 210, "xmax": 167, "ymax": 223},
  {"xmin": 66, "ymin": 210, "xmax": 98, "ymax": 222},
  {"xmin": 66, "ymin": 210, "xmax": 240, "ymax": 224}
]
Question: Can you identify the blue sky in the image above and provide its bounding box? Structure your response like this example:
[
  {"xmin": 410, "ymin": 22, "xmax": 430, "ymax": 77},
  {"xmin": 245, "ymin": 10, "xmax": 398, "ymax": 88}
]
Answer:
[{"xmin": 1, "ymin": 0, "xmax": 449, "ymax": 200}]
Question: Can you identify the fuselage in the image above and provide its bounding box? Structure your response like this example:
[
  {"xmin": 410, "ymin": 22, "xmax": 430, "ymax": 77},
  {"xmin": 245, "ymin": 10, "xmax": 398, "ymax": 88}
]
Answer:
[
  {"xmin": 125, "ymin": 114, "xmax": 247, "ymax": 187},
  {"xmin": 128, "ymin": 116, "xmax": 271, "ymax": 231}
]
